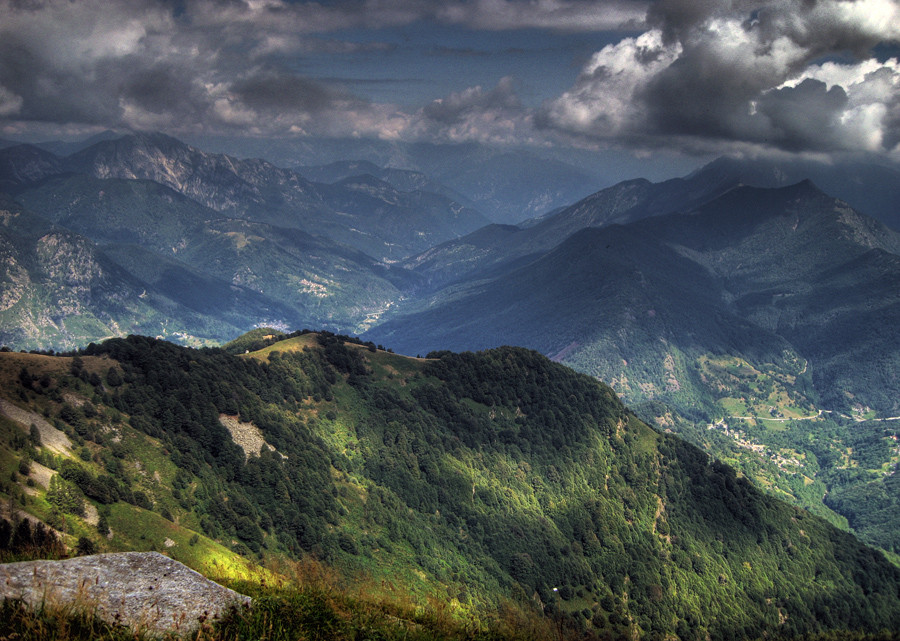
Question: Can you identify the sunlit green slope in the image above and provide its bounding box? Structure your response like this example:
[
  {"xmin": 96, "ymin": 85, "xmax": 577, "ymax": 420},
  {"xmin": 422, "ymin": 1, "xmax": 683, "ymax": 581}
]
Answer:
[{"xmin": 2, "ymin": 333, "xmax": 900, "ymax": 640}]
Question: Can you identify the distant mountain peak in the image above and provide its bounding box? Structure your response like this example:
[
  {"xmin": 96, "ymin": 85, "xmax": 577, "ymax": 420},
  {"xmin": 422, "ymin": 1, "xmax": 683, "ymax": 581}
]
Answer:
[{"xmin": 687, "ymin": 155, "xmax": 900, "ymax": 230}]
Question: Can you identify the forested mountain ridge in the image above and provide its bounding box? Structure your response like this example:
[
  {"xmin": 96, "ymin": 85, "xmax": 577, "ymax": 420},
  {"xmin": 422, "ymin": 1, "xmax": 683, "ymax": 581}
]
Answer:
[
  {"xmin": 12, "ymin": 173, "xmax": 413, "ymax": 332},
  {"xmin": 2, "ymin": 332, "xmax": 900, "ymax": 640},
  {"xmin": 396, "ymin": 155, "xmax": 900, "ymax": 293},
  {"xmin": 366, "ymin": 180, "xmax": 900, "ymax": 557},
  {"xmin": 60, "ymin": 132, "xmax": 490, "ymax": 260},
  {"xmin": 0, "ymin": 195, "xmax": 251, "ymax": 349},
  {"xmin": 296, "ymin": 159, "xmax": 479, "ymax": 211},
  {"xmin": 683, "ymin": 156, "xmax": 900, "ymax": 231},
  {"xmin": 0, "ymin": 144, "xmax": 63, "ymax": 193}
]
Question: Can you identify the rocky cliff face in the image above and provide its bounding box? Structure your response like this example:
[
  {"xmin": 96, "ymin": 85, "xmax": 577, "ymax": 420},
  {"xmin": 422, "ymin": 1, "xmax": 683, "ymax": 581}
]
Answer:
[{"xmin": 66, "ymin": 131, "xmax": 318, "ymax": 217}]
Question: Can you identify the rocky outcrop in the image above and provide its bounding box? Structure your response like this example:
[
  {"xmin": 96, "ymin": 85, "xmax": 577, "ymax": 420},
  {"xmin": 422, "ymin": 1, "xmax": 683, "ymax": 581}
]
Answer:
[{"xmin": 0, "ymin": 552, "xmax": 250, "ymax": 636}]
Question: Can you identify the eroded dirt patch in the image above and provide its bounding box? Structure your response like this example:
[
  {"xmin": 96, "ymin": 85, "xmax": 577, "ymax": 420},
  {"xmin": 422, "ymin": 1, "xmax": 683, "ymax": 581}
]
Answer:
[
  {"xmin": 0, "ymin": 399, "xmax": 72, "ymax": 456},
  {"xmin": 219, "ymin": 414, "xmax": 278, "ymax": 459}
]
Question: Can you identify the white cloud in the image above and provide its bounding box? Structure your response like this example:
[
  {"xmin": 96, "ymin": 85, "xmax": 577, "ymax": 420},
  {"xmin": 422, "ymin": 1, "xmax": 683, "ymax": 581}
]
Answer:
[
  {"xmin": 413, "ymin": 77, "xmax": 536, "ymax": 144},
  {"xmin": 539, "ymin": 30, "xmax": 679, "ymax": 137},
  {"xmin": 776, "ymin": 58, "xmax": 900, "ymax": 152},
  {"xmin": 780, "ymin": 58, "xmax": 900, "ymax": 96}
]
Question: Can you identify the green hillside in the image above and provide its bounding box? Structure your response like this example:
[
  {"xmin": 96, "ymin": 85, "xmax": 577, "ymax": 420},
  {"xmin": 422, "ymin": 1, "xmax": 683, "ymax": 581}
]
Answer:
[
  {"xmin": 2, "ymin": 333, "xmax": 900, "ymax": 639},
  {"xmin": 366, "ymin": 182, "xmax": 900, "ymax": 552}
]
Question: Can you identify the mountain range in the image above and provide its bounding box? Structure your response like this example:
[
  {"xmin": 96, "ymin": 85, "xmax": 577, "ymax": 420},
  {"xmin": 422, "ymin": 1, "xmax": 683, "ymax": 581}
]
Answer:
[
  {"xmin": 1, "ymin": 130, "xmax": 900, "ymax": 568},
  {"xmin": 365, "ymin": 176, "xmax": 900, "ymax": 554},
  {"xmin": 183, "ymin": 135, "xmax": 606, "ymax": 225},
  {"xmin": 0, "ymin": 132, "xmax": 494, "ymax": 347},
  {"xmin": 369, "ymin": 180, "xmax": 900, "ymax": 417}
]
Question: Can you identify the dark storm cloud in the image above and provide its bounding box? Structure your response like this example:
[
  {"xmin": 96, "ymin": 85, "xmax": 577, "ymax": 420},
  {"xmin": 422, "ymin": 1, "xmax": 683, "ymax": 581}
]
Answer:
[
  {"xmin": 3, "ymin": 0, "xmax": 598, "ymax": 142},
  {"xmin": 0, "ymin": 0, "xmax": 399, "ymax": 137},
  {"xmin": 231, "ymin": 73, "xmax": 360, "ymax": 113},
  {"xmin": 648, "ymin": 0, "xmax": 891, "ymax": 55},
  {"xmin": 542, "ymin": 0, "xmax": 900, "ymax": 156},
  {"xmin": 1, "ymin": 0, "xmax": 897, "ymax": 157},
  {"xmin": 0, "ymin": 1, "xmax": 196, "ymax": 129},
  {"xmin": 0, "ymin": 35, "xmax": 120, "ymax": 125},
  {"xmin": 646, "ymin": 0, "xmax": 725, "ymax": 43},
  {"xmin": 119, "ymin": 63, "xmax": 206, "ymax": 117},
  {"xmin": 885, "ymin": 93, "xmax": 900, "ymax": 151},
  {"xmin": 753, "ymin": 79, "xmax": 850, "ymax": 151}
]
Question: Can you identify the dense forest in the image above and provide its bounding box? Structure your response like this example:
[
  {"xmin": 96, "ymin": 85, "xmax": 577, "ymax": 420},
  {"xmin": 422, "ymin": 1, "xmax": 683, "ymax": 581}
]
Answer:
[{"xmin": 2, "ymin": 332, "xmax": 900, "ymax": 640}]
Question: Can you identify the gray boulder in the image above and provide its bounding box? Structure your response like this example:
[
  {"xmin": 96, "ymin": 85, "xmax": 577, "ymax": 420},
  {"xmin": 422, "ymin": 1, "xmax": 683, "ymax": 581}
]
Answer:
[{"xmin": 0, "ymin": 551, "xmax": 251, "ymax": 636}]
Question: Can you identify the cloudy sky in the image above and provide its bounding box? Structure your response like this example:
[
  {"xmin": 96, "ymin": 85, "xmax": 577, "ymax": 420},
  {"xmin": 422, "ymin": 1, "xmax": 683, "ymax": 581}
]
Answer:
[{"xmin": 1, "ymin": 0, "xmax": 898, "ymax": 165}]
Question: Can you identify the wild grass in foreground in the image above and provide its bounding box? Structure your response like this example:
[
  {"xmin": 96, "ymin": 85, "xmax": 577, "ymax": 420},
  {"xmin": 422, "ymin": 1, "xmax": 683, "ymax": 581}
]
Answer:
[
  {"xmin": 210, "ymin": 557, "xmax": 562, "ymax": 641},
  {"xmin": 5, "ymin": 582, "xmax": 900, "ymax": 641},
  {"xmin": 0, "ymin": 599, "xmax": 150, "ymax": 641},
  {"xmin": 0, "ymin": 556, "xmax": 563, "ymax": 641},
  {"xmin": 0, "ymin": 588, "xmax": 559, "ymax": 641}
]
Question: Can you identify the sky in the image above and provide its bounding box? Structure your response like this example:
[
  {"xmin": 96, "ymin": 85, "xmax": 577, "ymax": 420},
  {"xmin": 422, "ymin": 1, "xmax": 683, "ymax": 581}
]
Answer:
[{"xmin": 1, "ymin": 0, "xmax": 899, "ymax": 168}]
